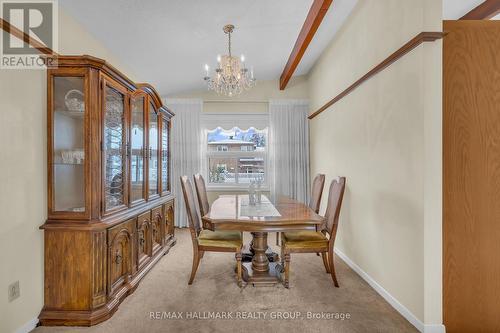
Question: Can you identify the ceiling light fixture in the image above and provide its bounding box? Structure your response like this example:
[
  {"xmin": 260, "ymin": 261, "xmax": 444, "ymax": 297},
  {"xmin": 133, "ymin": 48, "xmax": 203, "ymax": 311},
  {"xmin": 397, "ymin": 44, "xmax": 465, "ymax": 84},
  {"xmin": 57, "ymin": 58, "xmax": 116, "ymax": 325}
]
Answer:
[{"xmin": 203, "ymin": 24, "xmax": 256, "ymax": 96}]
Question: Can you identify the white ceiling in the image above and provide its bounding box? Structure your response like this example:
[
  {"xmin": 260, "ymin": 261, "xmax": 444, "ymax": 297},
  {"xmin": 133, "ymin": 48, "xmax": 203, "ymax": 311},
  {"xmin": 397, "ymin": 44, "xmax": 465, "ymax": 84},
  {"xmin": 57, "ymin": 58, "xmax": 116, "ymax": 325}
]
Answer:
[
  {"xmin": 443, "ymin": 0, "xmax": 500, "ymax": 19},
  {"xmin": 59, "ymin": 0, "xmax": 358, "ymax": 96}
]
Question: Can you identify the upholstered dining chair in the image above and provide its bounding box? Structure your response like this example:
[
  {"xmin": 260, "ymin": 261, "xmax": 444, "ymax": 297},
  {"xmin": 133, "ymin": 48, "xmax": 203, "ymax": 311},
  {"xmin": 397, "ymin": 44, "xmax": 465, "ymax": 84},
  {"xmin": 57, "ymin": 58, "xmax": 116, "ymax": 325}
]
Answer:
[
  {"xmin": 193, "ymin": 173, "xmax": 210, "ymax": 217},
  {"xmin": 280, "ymin": 177, "xmax": 346, "ymax": 288},
  {"xmin": 180, "ymin": 176, "xmax": 243, "ymax": 287},
  {"xmin": 276, "ymin": 173, "xmax": 326, "ymax": 245}
]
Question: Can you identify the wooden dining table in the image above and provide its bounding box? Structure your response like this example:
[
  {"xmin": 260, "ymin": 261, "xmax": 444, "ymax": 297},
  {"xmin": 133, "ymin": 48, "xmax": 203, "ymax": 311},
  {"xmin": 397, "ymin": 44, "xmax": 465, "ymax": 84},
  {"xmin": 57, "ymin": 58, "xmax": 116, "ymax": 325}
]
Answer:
[{"xmin": 202, "ymin": 194, "xmax": 325, "ymax": 286}]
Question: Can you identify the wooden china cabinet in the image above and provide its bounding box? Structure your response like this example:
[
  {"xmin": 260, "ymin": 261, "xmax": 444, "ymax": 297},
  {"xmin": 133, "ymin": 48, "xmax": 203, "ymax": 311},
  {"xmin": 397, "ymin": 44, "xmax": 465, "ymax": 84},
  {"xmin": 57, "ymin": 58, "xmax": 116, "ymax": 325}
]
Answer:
[{"xmin": 39, "ymin": 55, "xmax": 175, "ymax": 326}]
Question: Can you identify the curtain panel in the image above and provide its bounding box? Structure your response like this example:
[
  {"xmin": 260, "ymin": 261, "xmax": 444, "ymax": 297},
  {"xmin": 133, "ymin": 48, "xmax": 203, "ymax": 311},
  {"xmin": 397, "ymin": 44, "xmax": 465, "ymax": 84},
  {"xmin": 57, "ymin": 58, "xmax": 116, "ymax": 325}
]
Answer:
[
  {"xmin": 269, "ymin": 99, "xmax": 310, "ymax": 204},
  {"xmin": 163, "ymin": 98, "xmax": 202, "ymax": 227}
]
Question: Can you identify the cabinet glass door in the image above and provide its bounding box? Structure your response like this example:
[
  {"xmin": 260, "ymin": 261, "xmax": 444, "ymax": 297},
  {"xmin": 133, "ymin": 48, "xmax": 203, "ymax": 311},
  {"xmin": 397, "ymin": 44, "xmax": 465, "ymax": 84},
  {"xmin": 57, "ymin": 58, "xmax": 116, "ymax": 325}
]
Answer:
[
  {"xmin": 103, "ymin": 82, "xmax": 127, "ymax": 211},
  {"xmin": 148, "ymin": 102, "xmax": 159, "ymax": 197},
  {"xmin": 52, "ymin": 76, "xmax": 86, "ymax": 213},
  {"xmin": 130, "ymin": 96, "xmax": 145, "ymax": 204},
  {"xmin": 161, "ymin": 116, "xmax": 170, "ymax": 194}
]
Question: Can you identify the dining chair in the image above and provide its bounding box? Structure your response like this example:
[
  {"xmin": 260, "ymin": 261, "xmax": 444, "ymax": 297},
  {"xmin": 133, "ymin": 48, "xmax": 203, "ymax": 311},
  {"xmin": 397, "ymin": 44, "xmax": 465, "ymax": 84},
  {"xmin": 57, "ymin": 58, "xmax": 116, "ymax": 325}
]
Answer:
[
  {"xmin": 280, "ymin": 177, "xmax": 346, "ymax": 288},
  {"xmin": 180, "ymin": 176, "xmax": 243, "ymax": 287},
  {"xmin": 193, "ymin": 173, "xmax": 210, "ymax": 217},
  {"xmin": 276, "ymin": 173, "xmax": 326, "ymax": 245},
  {"xmin": 309, "ymin": 173, "xmax": 326, "ymax": 214}
]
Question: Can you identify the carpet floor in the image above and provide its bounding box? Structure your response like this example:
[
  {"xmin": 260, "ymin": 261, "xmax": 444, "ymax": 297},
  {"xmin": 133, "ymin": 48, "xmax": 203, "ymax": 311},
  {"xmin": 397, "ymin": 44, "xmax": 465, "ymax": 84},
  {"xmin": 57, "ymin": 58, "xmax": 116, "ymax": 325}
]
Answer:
[{"xmin": 34, "ymin": 228, "xmax": 418, "ymax": 333}]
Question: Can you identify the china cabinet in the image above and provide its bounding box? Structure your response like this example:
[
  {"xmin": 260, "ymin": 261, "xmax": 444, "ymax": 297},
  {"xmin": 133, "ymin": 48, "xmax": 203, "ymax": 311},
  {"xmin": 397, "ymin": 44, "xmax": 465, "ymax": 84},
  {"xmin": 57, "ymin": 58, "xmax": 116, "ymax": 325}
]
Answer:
[{"xmin": 40, "ymin": 55, "xmax": 175, "ymax": 326}]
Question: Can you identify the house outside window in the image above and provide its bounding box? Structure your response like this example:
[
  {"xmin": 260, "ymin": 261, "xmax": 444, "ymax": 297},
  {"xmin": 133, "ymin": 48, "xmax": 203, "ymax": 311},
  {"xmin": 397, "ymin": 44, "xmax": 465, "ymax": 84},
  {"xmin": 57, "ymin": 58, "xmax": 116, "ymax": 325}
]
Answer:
[{"xmin": 205, "ymin": 126, "xmax": 267, "ymax": 188}]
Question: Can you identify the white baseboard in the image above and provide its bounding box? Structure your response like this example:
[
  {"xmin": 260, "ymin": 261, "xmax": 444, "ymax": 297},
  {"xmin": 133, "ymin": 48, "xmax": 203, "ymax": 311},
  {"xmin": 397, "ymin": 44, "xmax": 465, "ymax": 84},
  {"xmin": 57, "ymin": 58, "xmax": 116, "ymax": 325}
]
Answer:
[
  {"xmin": 334, "ymin": 248, "xmax": 445, "ymax": 333},
  {"xmin": 423, "ymin": 324, "xmax": 446, "ymax": 333},
  {"xmin": 14, "ymin": 317, "xmax": 38, "ymax": 333}
]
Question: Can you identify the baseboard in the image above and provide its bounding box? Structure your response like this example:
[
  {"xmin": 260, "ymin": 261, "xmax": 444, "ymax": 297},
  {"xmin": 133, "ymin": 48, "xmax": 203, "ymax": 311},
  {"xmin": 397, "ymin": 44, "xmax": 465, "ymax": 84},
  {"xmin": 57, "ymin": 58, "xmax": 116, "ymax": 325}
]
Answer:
[
  {"xmin": 423, "ymin": 324, "xmax": 446, "ymax": 333},
  {"xmin": 15, "ymin": 317, "xmax": 38, "ymax": 333},
  {"xmin": 334, "ymin": 248, "xmax": 445, "ymax": 333}
]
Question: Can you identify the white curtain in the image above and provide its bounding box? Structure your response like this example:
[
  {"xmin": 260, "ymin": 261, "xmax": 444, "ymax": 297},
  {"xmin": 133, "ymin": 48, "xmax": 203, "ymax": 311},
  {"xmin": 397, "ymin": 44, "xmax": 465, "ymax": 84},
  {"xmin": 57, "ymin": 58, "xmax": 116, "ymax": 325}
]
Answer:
[
  {"xmin": 163, "ymin": 98, "xmax": 202, "ymax": 227},
  {"xmin": 269, "ymin": 99, "xmax": 310, "ymax": 204}
]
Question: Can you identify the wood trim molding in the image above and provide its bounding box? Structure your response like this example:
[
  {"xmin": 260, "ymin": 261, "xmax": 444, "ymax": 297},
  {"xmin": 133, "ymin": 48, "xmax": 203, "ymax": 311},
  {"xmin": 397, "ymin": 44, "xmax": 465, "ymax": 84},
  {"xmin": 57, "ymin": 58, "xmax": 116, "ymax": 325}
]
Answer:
[
  {"xmin": 0, "ymin": 18, "xmax": 58, "ymax": 55},
  {"xmin": 136, "ymin": 83, "xmax": 175, "ymax": 116},
  {"xmin": 460, "ymin": 0, "xmax": 500, "ymax": 20},
  {"xmin": 47, "ymin": 55, "xmax": 136, "ymax": 90},
  {"xmin": 279, "ymin": 0, "xmax": 333, "ymax": 90},
  {"xmin": 308, "ymin": 31, "xmax": 445, "ymax": 120}
]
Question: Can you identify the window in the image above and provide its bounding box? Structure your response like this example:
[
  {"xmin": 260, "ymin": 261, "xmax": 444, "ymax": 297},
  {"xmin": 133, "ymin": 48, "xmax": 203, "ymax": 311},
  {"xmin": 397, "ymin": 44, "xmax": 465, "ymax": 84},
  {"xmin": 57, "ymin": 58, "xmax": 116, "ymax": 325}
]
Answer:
[{"xmin": 206, "ymin": 127, "xmax": 267, "ymax": 188}]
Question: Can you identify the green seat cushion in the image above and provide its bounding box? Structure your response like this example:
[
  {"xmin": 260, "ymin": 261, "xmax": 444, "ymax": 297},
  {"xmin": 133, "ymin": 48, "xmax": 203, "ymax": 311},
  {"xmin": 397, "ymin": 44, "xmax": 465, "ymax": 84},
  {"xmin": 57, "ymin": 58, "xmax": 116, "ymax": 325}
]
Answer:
[
  {"xmin": 198, "ymin": 230, "xmax": 242, "ymax": 248},
  {"xmin": 282, "ymin": 231, "xmax": 328, "ymax": 249}
]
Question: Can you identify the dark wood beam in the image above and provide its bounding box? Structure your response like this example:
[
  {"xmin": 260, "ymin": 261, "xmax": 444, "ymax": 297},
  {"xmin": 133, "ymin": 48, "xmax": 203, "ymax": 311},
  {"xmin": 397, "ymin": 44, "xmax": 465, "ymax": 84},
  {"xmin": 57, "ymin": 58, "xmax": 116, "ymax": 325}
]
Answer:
[
  {"xmin": 308, "ymin": 31, "xmax": 445, "ymax": 120},
  {"xmin": 0, "ymin": 18, "xmax": 56, "ymax": 55},
  {"xmin": 460, "ymin": 0, "xmax": 500, "ymax": 20},
  {"xmin": 279, "ymin": 0, "xmax": 333, "ymax": 90}
]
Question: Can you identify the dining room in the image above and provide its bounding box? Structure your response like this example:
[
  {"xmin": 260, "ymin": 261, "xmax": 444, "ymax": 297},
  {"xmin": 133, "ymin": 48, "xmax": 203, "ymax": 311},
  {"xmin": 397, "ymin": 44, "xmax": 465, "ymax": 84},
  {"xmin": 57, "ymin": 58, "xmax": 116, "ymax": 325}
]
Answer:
[{"xmin": 3, "ymin": 1, "xmax": 500, "ymax": 333}]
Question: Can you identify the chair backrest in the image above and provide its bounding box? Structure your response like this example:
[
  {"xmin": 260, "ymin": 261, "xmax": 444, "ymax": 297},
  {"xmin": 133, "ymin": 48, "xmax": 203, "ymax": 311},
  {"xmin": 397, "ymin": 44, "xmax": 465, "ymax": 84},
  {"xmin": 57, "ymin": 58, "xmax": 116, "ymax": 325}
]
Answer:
[
  {"xmin": 309, "ymin": 173, "xmax": 325, "ymax": 213},
  {"xmin": 324, "ymin": 177, "xmax": 346, "ymax": 241},
  {"xmin": 180, "ymin": 176, "xmax": 202, "ymax": 237},
  {"xmin": 193, "ymin": 173, "xmax": 210, "ymax": 217}
]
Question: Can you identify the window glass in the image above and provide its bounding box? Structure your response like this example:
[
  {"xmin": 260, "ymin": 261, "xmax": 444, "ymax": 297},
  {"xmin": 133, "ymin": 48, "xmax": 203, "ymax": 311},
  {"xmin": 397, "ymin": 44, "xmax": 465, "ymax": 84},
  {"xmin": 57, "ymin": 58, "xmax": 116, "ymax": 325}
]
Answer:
[{"xmin": 206, "ymin": 127, "xmax": 267, "ymax": 186}]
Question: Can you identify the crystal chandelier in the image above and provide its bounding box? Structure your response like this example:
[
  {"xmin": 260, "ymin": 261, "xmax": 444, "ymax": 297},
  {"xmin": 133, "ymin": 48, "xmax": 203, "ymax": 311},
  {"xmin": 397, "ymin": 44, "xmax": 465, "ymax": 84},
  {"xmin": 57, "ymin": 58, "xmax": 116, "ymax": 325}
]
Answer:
[{"xmin": 203, "ymin": 24, "xmax": 256, "ymax": 96}]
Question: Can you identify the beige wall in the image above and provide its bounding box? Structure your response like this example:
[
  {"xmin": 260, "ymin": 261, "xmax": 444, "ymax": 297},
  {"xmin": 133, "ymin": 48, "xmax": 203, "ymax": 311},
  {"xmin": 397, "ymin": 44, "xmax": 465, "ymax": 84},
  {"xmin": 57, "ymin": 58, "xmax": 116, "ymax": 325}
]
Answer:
[
  {"xmin": 308, "ymin": 0, "xmax": 442, "ymax": 328},
  {"xmin": 0, "ymin": 9, "xmax": 134, "ymax": 333},
  {"xmin": 172, "ymin": 75, "xmax": 309, "ymax": 112}
]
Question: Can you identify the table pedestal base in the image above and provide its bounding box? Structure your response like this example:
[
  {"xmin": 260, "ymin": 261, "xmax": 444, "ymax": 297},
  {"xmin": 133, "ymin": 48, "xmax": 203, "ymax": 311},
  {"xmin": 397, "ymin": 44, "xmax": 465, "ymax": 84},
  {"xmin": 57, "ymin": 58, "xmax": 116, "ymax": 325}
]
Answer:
[
  {"xmin": 241, "ymin": 232, "xmax": 282, "ymax": 287},
  {"xmin": 241, "ymin": 244, "xmax": 279, "ymax": 263},
  {"xmin": 242, "ymin": 262, "xmax": 281, "ymax": 286}
]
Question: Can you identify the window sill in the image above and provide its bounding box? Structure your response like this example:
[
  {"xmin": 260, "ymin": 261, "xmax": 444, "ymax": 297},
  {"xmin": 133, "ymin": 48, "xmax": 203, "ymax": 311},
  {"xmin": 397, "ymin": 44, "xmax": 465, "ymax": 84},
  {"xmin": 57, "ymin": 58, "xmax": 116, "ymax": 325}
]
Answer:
[{"xmin": 207, "ymin": 186, "xmax": 270, "ymax": 192}]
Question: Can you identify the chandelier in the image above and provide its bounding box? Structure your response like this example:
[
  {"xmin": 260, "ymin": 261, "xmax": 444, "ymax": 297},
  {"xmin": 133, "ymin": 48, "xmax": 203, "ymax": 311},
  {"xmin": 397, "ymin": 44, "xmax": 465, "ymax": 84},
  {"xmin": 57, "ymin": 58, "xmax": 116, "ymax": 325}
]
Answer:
[{"xmin": 203, "ymin": 24, "xmax": 256, "ymax": 96}]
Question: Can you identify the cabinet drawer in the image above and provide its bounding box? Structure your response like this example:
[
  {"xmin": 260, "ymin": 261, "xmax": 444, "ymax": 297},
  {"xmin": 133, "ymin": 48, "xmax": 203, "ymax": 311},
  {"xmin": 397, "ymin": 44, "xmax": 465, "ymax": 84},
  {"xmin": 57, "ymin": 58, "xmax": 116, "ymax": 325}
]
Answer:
[
  {"xmin": 136, "ymin": 211, "xmax": 152, "ymax": 270},
  {"xmin": 151, "ymin": 206, "xmax": 163, "ymax": 253},
  {"xmin": 107, "ymin": 219, "xmax": 135, "ymax": 296}
]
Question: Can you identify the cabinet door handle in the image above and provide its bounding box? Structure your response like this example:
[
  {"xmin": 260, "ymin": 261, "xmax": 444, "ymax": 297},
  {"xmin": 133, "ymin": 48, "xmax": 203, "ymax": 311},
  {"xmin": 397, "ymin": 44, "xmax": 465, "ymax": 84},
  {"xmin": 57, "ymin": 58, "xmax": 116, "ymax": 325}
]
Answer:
[
  {"xmin": 115, "ymin": 253, "xmax": 122, "ymax": 265},
  {"xmin": 149, "ymin": 147, "xmax": 153, "ymax": 160},
  {"xmin": 138, "ymin": 229, "xmax": 145, "ymax": 250}
]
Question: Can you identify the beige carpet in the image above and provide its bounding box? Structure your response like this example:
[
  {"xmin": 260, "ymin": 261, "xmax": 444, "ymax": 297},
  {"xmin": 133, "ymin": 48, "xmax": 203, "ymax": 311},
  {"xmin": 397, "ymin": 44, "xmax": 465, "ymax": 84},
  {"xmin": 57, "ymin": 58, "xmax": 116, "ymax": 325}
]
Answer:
[{"xmin": 34, "ymin": 229, "xmax": 418, "ymax": 333}]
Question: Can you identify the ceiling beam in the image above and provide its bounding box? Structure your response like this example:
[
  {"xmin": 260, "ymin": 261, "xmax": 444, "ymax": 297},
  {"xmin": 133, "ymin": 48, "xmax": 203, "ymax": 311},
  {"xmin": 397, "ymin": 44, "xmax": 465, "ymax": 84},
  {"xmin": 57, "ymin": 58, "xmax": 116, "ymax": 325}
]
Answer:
[
  {"xmin": 279, "ymin": 0, "xmax": 333, "ymax": 90},
  {"xmin": 460, "ymin": 0, "xmax": 500, "ymax": 20}
]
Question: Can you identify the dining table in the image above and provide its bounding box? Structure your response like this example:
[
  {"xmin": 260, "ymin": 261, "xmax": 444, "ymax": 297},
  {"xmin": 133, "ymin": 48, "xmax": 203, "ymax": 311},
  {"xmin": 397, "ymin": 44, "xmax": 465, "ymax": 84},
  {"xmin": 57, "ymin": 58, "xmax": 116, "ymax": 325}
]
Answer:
[{"xmin": 202, "ymin": 194, "xmax": 325, "ymax": 286}]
